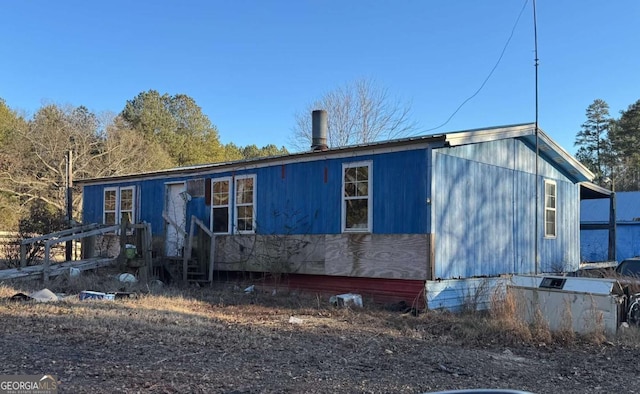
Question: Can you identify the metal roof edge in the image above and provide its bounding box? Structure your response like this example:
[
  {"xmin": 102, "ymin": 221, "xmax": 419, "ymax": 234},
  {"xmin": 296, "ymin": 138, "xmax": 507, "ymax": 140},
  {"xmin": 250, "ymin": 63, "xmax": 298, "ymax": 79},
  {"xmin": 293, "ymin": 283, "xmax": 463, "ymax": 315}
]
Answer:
[
  {"xmin": 580, "ymin": 181, "xmax": 613, "ymax": 199},
  {"xmin": 77, "ymin": 134, "xmax": 447, "ymax": 185},
  {"xmin": 536, "ymin": 129, "xmax": 594, "ymax": 182},
  {"xmin": 443, "ymin": 123, "xmax": 536, "ymax": 146},
  {"xmin": 79, "ymin": 122, "xmax": 588, "ymax": 186}
]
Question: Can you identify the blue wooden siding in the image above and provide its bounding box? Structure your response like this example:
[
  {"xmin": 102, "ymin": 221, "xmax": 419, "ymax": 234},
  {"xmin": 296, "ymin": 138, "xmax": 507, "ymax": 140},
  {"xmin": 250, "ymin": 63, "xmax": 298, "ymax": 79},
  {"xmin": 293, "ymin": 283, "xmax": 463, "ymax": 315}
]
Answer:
[
  {"xmin": 432, "ymin": 138, "xmax": 581, "ymax": 279},
  {"xmin": 81, "ymin": 148, "xmax": 431, "ymax": 236},
  {"xmin": 250, "ymin": 149, "xmax": 430, "ymax": 235}
]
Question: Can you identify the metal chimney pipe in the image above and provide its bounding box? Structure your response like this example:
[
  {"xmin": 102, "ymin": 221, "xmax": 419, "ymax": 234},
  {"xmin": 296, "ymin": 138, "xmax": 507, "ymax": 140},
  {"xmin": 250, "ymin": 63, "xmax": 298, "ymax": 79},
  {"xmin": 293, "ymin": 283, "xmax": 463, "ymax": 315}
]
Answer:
[{"xmin": 311, "ymin": 109, "xmax": 328, "ymax": 151}]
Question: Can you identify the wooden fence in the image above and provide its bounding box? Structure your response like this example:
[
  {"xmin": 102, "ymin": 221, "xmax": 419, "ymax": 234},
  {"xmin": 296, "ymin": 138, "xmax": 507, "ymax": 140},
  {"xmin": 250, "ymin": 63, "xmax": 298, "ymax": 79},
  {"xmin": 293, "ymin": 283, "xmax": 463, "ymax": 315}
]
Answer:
[{"xmin": 0, "ymin": 231, "xmax": 82, "ymax": 265}]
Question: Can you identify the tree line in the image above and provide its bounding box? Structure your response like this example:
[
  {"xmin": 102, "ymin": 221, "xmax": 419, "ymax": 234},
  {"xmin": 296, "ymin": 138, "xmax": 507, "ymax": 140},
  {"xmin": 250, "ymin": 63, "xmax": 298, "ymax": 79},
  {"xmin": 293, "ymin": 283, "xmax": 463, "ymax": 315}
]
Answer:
[
  {"xmin": 574, "ymin": 98, "xmax": 640, "ymax": 191},
  {"xmin": 0, "ymin": 90, "xmax": 288, "ymax": 231}
]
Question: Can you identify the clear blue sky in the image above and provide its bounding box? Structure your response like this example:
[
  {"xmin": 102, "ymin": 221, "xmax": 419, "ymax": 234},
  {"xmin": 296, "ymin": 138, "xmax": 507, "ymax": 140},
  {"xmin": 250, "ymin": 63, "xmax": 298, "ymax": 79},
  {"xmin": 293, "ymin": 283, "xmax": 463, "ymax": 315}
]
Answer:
[{"xmin": 1, "ymin": 1, "xmax": 638, "ymax": 153}]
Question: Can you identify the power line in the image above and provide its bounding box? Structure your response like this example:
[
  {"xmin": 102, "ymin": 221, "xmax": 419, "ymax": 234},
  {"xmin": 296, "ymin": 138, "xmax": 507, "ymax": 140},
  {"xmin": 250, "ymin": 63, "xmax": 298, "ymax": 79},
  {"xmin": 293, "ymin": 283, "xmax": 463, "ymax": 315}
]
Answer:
[{"xmin": 416, "ymin": 0, "xmax": 530, "ymax": 134}]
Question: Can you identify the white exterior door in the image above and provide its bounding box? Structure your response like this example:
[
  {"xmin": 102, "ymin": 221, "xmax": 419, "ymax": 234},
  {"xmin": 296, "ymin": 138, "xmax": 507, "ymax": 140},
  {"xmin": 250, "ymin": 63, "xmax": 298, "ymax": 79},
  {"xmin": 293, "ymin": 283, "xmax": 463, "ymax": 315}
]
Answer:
[{"xmin": 165, "ymin": 183, "xmax": 187, "ymax": 257}]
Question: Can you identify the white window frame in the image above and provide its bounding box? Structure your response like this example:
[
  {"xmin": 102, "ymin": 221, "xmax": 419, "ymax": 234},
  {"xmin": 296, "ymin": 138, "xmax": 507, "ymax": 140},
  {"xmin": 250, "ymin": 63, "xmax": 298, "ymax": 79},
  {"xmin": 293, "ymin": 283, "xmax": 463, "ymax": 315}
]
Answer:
[
  {"xmin": 234, "ymin": 174, "xmax": 256, "ymax": 234},
  {"xmin": 103, "ymin": 186, "xmax": 136, "ymax": 226},
  {"xmin": 103, "ymin": 187, "xmax": 118, "ymax": 226},
  {"xmin": 341, "ymin": 161, "xmax": 372, "ymax": 233},
  {"xmin": 210, "ymin": 177, "xmax": 232, "ymax": 234},
  {"xmin": 544, "ymin": 179, "xmax": 557, "ymax": 238}
]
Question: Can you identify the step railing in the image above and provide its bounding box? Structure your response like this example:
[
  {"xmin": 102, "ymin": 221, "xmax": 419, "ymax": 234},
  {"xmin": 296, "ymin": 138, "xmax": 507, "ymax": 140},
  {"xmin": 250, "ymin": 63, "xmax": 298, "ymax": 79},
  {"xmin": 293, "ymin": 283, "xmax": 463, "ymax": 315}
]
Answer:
[{"xmin": 183, "ymin": 215, "xmax": 215, "ymax": 283}]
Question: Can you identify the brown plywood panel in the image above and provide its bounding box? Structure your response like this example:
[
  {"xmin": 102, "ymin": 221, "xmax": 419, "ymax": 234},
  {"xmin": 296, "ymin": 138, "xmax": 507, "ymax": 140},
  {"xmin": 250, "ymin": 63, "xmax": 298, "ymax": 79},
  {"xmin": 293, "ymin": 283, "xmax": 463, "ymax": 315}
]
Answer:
[
  {"xmin": 325, "ymin": 234, "xmax": 429, "ymax": 280},
  {"xmin": 214, "ymin": 234, "xmax": 325, "ymax": 275}
]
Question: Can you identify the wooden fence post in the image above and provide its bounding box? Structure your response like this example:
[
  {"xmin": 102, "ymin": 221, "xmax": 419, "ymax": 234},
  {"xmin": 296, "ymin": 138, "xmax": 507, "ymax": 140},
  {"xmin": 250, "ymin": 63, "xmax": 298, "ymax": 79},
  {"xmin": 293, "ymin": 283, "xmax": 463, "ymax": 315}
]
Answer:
[
  {"xmin": 43, "ymin": 242, "xmax": 51, "ymax": 283},
  {"xmin": 20, "ymin": 243, "xmax": 26, "ymax": 268}
]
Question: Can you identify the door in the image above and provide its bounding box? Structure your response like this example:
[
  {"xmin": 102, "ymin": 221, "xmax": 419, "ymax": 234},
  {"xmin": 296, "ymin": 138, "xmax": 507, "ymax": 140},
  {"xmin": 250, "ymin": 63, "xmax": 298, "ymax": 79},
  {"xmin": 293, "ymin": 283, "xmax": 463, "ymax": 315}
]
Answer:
[{"xmin": 165, "ymin": 182, "xmax": 187, "ymax": 257}]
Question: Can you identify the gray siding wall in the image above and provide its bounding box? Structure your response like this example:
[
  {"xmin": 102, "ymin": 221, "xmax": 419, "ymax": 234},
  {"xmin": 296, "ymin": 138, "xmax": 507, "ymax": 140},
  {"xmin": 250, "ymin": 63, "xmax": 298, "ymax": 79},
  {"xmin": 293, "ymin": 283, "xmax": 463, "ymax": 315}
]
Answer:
[{"xmin": 432, "ymin": 138, "xmax": 580, "ymax": 279}]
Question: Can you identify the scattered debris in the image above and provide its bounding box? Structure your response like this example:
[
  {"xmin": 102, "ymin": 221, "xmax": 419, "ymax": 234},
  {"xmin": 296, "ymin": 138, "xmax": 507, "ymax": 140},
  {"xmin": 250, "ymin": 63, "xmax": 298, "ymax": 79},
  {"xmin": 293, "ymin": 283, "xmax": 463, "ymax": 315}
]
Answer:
[
  {"xmin": 244, "ymin": 285, "xmax": 255, "ymax": 293},
  {"xmin": 288, "ymin": 316, "xmax": 304, "ymax": 324},
  {"xmin": 330, "ymin": 293, "xmax": 363, "ymax": 308},
  {"xmin": 113, "ymin": 292, "xmax": 137, "ymax": 300},
  {"xmin": 149, "ymin": 279, "xmax": 165, "ymax": 288},
  {"xmin": 79, "ymin": 291, "xmax": 115, "ymax": 301},
  {"xmin": 29, "ymin": 289, "xmax": 60, "ymax": 302},
  {"xmin": 9, "ymin": 293, "xmax": 31, "ymax": 302},
  {"xmin": 9, "ymin": 289, "xmax": 60, "ymax": 302},
  {"xmin": 118, "ymin": 273, "xmax": 137, "ymax": 283},
  {"xmin": 69, "ymin": 267, "xmax": 81, "ymax": 277},
  {"xmin": 125, "ymin": 244, "xmax": 137, "ymax": 259}
]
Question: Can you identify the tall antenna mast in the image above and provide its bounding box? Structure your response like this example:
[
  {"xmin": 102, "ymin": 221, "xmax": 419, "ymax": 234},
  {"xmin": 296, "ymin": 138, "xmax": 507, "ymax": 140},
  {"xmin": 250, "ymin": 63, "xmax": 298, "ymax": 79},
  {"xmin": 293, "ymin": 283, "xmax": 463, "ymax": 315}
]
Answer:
[{"xmin": 533, "ymin": 0, "xmax": 540, "ymax": 274}]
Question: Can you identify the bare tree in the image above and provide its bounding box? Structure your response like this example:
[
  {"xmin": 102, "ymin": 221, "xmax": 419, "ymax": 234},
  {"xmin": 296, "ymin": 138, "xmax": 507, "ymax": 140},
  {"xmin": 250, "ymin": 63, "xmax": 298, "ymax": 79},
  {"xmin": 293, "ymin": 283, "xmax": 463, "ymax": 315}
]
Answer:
[
  {"xmin": 0, "ymin": 104, "xmax": 176, "ymax": 228},
  {"xmin": 290, "ymin": 78, "xmax": 418, "ymax": 151}
]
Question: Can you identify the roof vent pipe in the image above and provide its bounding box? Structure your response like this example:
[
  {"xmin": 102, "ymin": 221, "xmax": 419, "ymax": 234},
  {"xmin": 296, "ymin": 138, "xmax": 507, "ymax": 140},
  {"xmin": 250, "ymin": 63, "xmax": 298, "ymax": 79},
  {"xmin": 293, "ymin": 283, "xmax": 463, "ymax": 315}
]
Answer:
[{"xmin": 311, "ymin": 109, "xmax": 328, "ymax": 151}]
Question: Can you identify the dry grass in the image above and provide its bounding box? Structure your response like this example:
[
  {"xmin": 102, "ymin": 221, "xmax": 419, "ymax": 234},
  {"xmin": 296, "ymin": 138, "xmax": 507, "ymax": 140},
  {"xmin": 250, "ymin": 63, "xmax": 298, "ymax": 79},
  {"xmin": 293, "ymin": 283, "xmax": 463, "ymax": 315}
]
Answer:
[
  {"xmin": 3, "ymin": 272, "xmax": 640, "ymax": 393},
  {"xmin": 0, "ymin": 271, "xmax": 637, "ymax": 350}
]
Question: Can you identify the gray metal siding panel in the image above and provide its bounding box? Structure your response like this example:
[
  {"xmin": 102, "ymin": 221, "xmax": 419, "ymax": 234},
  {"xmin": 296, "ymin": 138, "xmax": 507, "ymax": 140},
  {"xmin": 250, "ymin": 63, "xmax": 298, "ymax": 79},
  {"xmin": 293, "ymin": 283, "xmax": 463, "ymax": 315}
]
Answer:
[
  {"xmin": 447, "ymin": 138, "xmax": 574, "ymax": 183},
  {"xmin": 539, "ymin": 180, "xmax": 580, "ymax": 272},
  {"xmin": 433, "ymin": 139, "xmax": 581, "ymax": 279},
  {"xmin": 433, "ymin": 153, "xmax": 515, "ymax": 278}
]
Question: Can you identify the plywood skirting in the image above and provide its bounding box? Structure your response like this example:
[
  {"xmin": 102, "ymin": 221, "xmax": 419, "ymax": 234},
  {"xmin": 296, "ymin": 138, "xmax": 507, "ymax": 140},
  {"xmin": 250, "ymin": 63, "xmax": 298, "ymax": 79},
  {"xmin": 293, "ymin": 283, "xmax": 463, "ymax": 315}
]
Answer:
[
  {"xmin": 214, "ymin": 234, "xmax": 325, "ymax": 275},
  {"xmin": 325, "ymin": 234, "xmax": 429, "ymax": 280},
  {"xmin": 213, "ymin": 233, "xmax": 429, "ymax": 280}
]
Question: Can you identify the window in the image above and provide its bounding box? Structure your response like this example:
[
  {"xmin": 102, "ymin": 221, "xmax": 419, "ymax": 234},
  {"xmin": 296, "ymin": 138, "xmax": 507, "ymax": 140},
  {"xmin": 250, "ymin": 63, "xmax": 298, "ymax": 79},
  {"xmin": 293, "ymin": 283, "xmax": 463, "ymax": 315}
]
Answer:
[
  {"xmin": 544, "ymin": 180, "xmax": 556, "ymax": 238},
  {"xmin": 104, "ymin": 186, "xmax": 136, "ymax": 226},
  {"xmin": 235, "ymin": 175, "xmax": 256, "ymax": 233},
  {"xmin": 211, "ymin": 177, "xmax": 231, "ymax": 234},
  {"xmin": 342, "ymin": 162, "xmax": 372, "ymax": 232},
  {"xmin": 104, "ymin": 189, "xmax": 117, "ymax": 225}
]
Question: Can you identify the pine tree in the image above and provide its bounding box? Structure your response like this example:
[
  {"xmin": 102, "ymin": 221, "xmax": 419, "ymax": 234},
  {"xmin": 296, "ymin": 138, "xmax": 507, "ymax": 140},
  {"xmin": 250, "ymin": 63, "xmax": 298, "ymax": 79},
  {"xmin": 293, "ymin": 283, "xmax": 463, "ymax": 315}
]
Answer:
[
  {"xmin": 574, "ymin": 99, "xmax": 612, "ymax": 184},
  {"xmin": 610, "ymin": 99, "xmax": 640, "ymax": 190}
]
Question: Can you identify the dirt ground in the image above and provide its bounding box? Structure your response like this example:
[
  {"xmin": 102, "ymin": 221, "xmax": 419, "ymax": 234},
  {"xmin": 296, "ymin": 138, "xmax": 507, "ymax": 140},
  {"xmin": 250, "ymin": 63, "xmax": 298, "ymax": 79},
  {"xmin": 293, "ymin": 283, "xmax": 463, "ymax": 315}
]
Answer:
[{"xmin": 1, "ymin": 274, "xmax": 640, "ymax": 394}]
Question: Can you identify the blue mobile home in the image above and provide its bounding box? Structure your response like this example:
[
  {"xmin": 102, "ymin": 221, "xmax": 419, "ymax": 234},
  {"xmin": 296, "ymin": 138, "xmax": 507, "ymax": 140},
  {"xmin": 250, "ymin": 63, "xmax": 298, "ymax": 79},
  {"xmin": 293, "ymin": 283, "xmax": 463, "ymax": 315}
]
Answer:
[{"xmin": 79, "ymin": 119, "xmax": 593, "ymax": 306}]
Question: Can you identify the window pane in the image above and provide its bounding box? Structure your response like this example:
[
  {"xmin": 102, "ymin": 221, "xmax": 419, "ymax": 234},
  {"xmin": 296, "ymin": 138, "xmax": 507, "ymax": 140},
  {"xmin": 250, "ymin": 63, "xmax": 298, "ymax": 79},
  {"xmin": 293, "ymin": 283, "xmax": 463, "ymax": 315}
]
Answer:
[
  {"xmin": 546, "ymin": 183, "xmax": 556, "ymax": 195},
  {"xmin": 545, "ymin": 210, "xmax": 556, "ymax": 236},
  {"xmin": 213, "ymin": 207, "xmax": 229, "ymax": 233},
  {"xmin": 237, "ymin": 205, "xmax": 253, "ymax": 219},
  {"xmin": 356, "ymin": 181, "xmax": 368, "ymax": 197},
  {"xmin": 105, "ymin": 190, "xmax": 116, "ymax": 210},
  {"xmin": 121, "ymin": 211, "xmax": 133, "ymax": 225},
  {"xmin": 120, "ymin": 189, "xmax": 133, "ymax": 210},
  {"xmin": 237, "ymin": 219, "xmax": 250, "ymax": 232},
  {"xmin": 236, "ymin": 179, "xmax": 254, "ymax": 204},
  {"xmin": 346, "ymin": 199, "xmax": 368, "ymax": 229},
  {"xmin": 545, "ymin": 210, "xmax": 555, "ymax": 224},
  {"xmin": 214, "ymin": 193, "xmax": 229, "ymax": 205},
  {"xmin": 105, "ymin": 212, "xmax": 116, "ymax": 225},
  {"xmin": 245, "ymin": 190, "xmax": 254, "ymax": 204},
  {"xmin": 546, "ymin": 222, "xmax": 554, "ymax": 236},
  {"xmin": 345, "ymin": 182, "xmax": 356, "ymax": 197},
  {"xmin": 356, "ymin": 166, "xmax": 368, "ymax": 181},
  {"xmin": 213, "ymin": 180, "xmax": 229, "ymax": 194},
  {"xmin": 345, "ymin": 167, "xmax": 357, "ymax": 182},
  {"xmin": 236, "ymin": 204, "xmax": 253, "ymax": 231}
]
